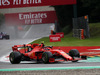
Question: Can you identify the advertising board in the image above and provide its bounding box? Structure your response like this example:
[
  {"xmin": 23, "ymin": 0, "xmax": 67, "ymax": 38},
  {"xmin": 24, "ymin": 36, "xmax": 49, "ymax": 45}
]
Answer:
[
  {"xmin": 0, "ymin": 0, "xmax": 76, "ymax": 9},
  {"xmin": 49, "ymin": 35, "xmax": 61, "ymax": 42},
  {"xmin": 5, "ymin": 11, "xmax": 57, "ymax": 25}
]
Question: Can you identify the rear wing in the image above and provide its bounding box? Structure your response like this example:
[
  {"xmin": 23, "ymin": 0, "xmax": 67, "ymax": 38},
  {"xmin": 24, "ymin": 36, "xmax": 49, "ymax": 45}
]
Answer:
[{"xmin": 12, "ymin": 44, "xmax": 32, "ymax": 51}]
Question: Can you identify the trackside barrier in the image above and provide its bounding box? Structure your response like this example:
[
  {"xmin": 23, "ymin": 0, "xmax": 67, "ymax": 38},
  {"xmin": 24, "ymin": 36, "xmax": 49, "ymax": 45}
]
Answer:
[
  {"xmin": 56, "ymin": 32, "xmax": 64, "ymax": 38},
  {"xmin": 73, "ymin": 16, "xmax": 90, "ymax": 38},
  {"xmin": 81, "ymin": 29, "xmax": 84, "ymax": 39},
  {"xmin": 73, "ymin": 29, "xmax": 85, "ymax": 39}
]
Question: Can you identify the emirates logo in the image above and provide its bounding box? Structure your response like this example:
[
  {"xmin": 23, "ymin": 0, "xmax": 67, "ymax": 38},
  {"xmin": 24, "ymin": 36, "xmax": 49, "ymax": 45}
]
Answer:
[{"xmin": 0, "ymin": 0, "xmax": 10, "ymax": 6}]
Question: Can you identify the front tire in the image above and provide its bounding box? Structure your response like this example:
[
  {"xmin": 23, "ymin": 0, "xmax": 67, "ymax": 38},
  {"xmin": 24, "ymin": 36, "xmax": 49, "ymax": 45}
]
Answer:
[
  {"xmin": 9, "ymin": 51, "xmax": 22, "ymax": 64},
  {"xmin": 69, "ymin": 49, "xmax": 80, "ymax": 62},
  {"xmin": 42, "ymin": 52, "xmax": 53, "ymax": 64}
]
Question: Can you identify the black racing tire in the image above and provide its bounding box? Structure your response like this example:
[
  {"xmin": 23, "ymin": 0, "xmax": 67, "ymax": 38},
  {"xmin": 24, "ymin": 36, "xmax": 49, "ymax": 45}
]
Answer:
[
  {"xmin": 6, "ymin": 35, "xmax": 10, "ymax": 39},
  {"xmin": 4, "ymin": 35, "xmax": 9, "ymax": 39},
  {"xmin": 9, "ymin": 51, "xmax": 22, "ymax": 64},
  {"xmin": 0, "ymin": 38, "xmax": 3, "ymax": 40},
  {"xmin": 42, "ymin": 51, "xmax": 53, "ymax": 64},
  {"xmin": 69, "ymin": 49, "xmax": 80, "ymax": 62}
]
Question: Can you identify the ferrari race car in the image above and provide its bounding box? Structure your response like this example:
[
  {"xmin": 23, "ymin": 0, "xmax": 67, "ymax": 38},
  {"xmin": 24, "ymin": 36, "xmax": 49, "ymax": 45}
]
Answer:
[
  {"xmin": 9, "ymin": 43, "xmax": 87, "ymax": 64},
  {"xmin": 0, "ymin": 32, "xmax": 10, "ymax": 40}
]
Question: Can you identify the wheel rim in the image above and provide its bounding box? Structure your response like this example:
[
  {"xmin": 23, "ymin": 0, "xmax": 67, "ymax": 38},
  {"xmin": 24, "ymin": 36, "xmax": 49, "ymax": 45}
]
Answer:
[
  {"xmin": 9, "ymin": 53, "xmax": 14, "ymax": 63},
  {"xmin": 42, "ymin": 54, "xmax": 47, "ymax": 62},
  {"xmin": 10, "ymin": 56, "xmax": 13, "ymax": 62}
]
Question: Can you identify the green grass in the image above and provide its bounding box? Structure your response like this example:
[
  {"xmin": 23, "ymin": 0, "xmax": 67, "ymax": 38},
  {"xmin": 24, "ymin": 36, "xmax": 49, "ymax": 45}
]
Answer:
[
  {"xmin": 89, "ymin": 22, "xmax": 100, "ymax": 37},
  {"xmin": 31, "ymin": 23, "xmax": 100, "ymax": 46}
]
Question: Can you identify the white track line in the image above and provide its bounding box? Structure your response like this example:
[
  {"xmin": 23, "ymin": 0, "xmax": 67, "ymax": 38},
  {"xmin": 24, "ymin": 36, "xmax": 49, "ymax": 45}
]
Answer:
[
  {"xmin": 0, "ymin": 53, "xmax": 10, "ymax": 63},
  {"xmin": 88, "ymin": 48, "xmax": 100, "ymax": 50},
  {"xmin": 22, "ymin": 26, "xmax": 32, "ymax": 39}
]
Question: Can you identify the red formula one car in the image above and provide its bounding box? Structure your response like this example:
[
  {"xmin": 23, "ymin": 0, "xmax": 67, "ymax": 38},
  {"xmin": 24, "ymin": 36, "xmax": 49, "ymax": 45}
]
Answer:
[{"xmin": 9, "ymin": 43, "xmax": 87, "ymax": 64}]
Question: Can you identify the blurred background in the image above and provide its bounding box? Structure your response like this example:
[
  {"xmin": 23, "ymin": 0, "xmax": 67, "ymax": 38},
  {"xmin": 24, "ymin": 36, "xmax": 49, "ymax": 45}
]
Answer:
[{"xmin": 0, "ymin": 0, "xmax": 100, "ymax": 39}]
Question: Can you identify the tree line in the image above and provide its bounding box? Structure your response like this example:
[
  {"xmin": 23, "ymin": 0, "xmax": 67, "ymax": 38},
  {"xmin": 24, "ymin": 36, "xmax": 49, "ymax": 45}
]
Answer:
[{"xmin": 53, "ymin": 0, "xmax": 100, "ymax": 33}]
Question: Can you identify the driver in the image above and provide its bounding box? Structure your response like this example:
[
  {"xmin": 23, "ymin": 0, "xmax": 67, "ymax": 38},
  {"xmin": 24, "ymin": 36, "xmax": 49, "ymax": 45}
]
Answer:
[{"xmin": 41, "ymin": 43, "xmax": 45, "ymax": 48}]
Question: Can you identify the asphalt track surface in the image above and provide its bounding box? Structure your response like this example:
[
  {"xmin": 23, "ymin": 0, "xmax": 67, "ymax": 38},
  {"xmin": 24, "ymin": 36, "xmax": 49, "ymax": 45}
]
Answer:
[{"xmin": 0, "ymin": 24, "xmax": 100, "ymax": 70}]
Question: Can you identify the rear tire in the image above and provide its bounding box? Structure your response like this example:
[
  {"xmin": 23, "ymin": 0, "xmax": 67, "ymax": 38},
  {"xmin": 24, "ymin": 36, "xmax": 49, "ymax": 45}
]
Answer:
[
  {"xmin": 69, "ymin": 49, "xmax": 80, "ymax": 62},
  {"xmin": 9, "ymin": 51, "xmax": 22, "ymax": 64},
  {"xmin": 6, "ymin": 35, "xmax": 10, "ymax": 39},
  {"xmin": 42, "ymin": 52, "xmax": 53, "ymax": 64}
]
